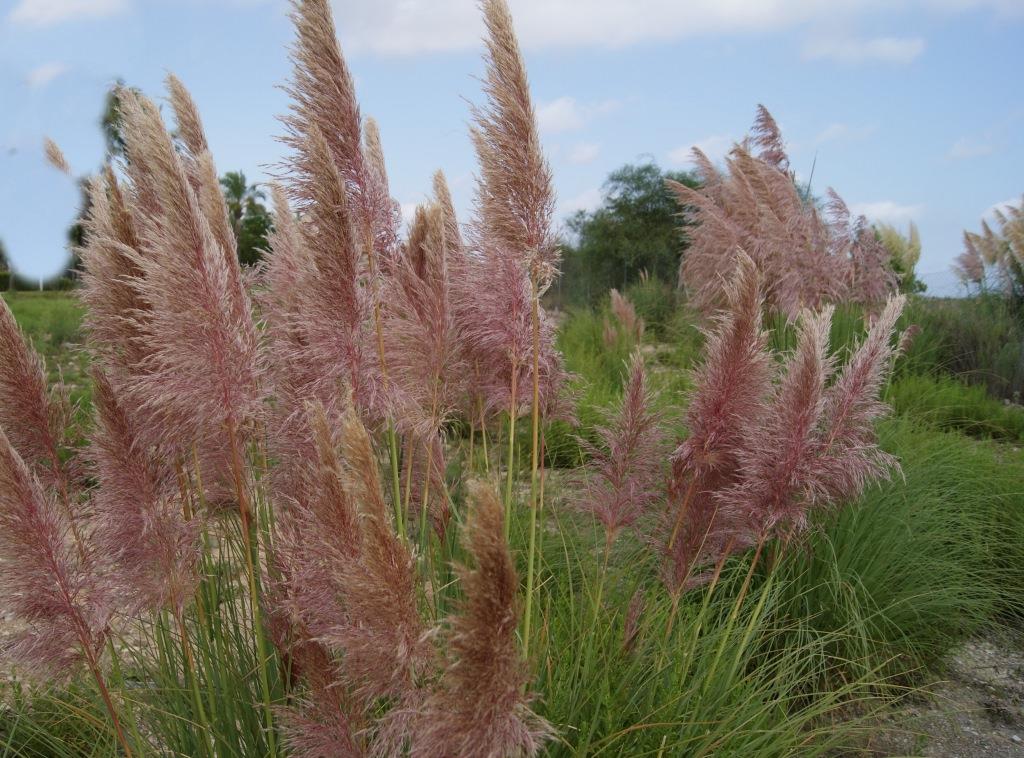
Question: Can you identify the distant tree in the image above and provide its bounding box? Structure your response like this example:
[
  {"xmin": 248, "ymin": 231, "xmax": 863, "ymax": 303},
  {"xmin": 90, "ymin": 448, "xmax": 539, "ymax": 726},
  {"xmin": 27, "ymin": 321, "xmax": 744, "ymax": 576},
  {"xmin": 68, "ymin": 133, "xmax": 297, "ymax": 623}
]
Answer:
[
  {"xmin": 100, "ymin": 80, "xmax": 141, "ymax": 159},
  {"xmin": 559, "ymin": 162, "xmax": 699, "ymax": 305},
  {"xmin": 875, "ymin": 221, "xmax": 926, "ymax": 294},
  {"xmin": 220, "ymin": 171, "xmax": 273, "ymax": 266}
]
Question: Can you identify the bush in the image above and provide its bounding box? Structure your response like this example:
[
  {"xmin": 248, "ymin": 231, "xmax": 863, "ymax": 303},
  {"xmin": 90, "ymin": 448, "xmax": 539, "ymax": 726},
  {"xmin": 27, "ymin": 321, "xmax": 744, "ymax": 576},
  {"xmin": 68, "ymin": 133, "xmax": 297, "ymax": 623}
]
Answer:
[
  {"xmin": 623, "ymin": 274, "xmax": 677, "ymax": 339},
  {"xmin": 886, "ymin": 372, "xmax": 1024, "ymax": 441},
  {"xmin": 901, "ymin": 295, "xmax": 1024, "ymax": 401},
  {"xmin": 771, "ymin": 418, "xmax": 1024, "ymax": 682}
]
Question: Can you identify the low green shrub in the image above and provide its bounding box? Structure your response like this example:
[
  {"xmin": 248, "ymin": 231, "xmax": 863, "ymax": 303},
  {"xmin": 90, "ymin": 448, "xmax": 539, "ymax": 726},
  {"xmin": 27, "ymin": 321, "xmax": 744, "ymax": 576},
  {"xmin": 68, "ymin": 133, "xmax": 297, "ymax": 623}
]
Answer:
[
  {"xmin": 886, "ymin": 373, "xmax": 1024, "ymax": 441},
  {"xmin": 901, "ymin": 295, "xmax": 1024, "ymax": 401}
]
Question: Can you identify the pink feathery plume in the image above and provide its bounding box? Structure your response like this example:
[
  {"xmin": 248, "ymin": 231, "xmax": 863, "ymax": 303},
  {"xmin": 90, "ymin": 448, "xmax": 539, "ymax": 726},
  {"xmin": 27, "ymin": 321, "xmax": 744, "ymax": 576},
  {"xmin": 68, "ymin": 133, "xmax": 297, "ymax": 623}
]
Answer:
[
  {"xmin": 0, "ymin": 427, "xmax": 108, "ymax": 680},
  {"xmin": 116, "ymin": 90, "xmax": 263, "ymax": 476},
  {"xmin": 271, "ymin": 404, "xmax": 364, "ymax": 757},
  {"xmin": 279, "ymin": 124, "xmax": 373, "ymax": 411},
  {"xmin": 455, "ymin": 247, "xmax": 571, "ymax": 420},
  {"xmin": 274, "ymin": 402, "xmax": 359, "ymax": 643},
  {"xmin": 662, "ymin": 253, "xmax": 772, "ymax": 591},
  {"xmin": 471, "ymin": 0, "xmax": 558, "ymax": 286},
  {"xmin": 454, "ymin": 0, "xmax": 570, "ymax": 423},
  {"xmin": 605, "ymin": 288, "xmax": 645, "ymax": 345},
  {"xmin": 719, "ymin": 306, "xmax": 835, "ymax": 540},
  {"xmin": 673, "ymin": 107, "xmax": 893, "ymax": 319},
  {"xmin": 283, "ymin": 0, "xmax": 399, "ymax": 283},
  {"xmin": 0, "ymin": 297, "xmax": 77, "ymax": 498},
  {"xmin": 322, "ymin": 406, "xmax": 433, "ymax": 709},
  {"xmin": 166, "ymin": 74, "xmax": 245, "ymax": 300},
  {"xmin": 812, "ymin": 295, "xmax": 905, "ymax": 504},
  {"xmin": 390, "ymin": 482, "xmax": 553, "ymax": 757},
  {"xmin": 383, "ymin": 203, "xmax": 464, "ymax": 438},
  {"xmin": 89, "ymin": 369, "xmax": 200, "ymax": 615},
  {"xmin": 361, "ymin": 116, "xmax": 403, "ymax": 272},
  {"xmin": 954, "ymin": 232, "xmax": 985, "ymax": 285},
  {"xmin": 76, "ymin": 169, "xmax": 151, "ymax": 376},
  {"xmin": 848, "ymin": 216, "xmax": 897, "ymax": 305},
  {"xmin": 258, "ymin": 185, "xmax": 330, "ymax": 515},
  {"xmin": 574, "ymin": 352, "xmax": 666, "ymax": 546},
  {"xmin": 750, "ymin": 104, "xmax": 789, "ymax": 172},
  {"xmin": 433, "ymin": 170, "xmax": 464, "ymax": 257}
]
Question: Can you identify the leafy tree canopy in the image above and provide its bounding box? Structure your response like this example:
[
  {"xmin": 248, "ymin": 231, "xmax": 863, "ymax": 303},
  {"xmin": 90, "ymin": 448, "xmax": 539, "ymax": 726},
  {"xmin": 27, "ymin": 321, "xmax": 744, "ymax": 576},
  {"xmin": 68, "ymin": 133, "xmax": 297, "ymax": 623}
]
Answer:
[{"xmin": 559, "ymin": 162, "xmax": 698, "ymax": 305}]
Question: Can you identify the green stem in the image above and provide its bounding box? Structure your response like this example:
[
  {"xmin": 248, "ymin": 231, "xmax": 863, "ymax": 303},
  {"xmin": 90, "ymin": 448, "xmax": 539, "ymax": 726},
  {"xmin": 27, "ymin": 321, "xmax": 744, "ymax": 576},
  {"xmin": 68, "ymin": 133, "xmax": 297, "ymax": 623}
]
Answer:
[
  {"xmin": 504, "ymin": 364, "xmax": 519, "ymax": 539},
  {"xmin": 523, "ymin": 271, "xmax": 543, "ymax": 658}
]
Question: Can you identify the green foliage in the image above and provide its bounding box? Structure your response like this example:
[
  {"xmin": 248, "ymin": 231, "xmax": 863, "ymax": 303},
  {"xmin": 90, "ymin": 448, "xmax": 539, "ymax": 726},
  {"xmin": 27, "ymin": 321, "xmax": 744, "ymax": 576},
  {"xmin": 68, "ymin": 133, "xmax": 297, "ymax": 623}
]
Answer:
[
  {"xmin": 772, "ymin": 418, "xmax": 1024, "ymax": 681},
  {"xmin": 533, "ymin": 519, "xmax": 889, "ymax": 756},
  {"xmin": 876, "ymin": 222, "xmax": 926, "ymax": 294},
  {"xmin": 220, "ymin": 172, "xmax": 273, "ymax": 266},
  {"xmin": 623, "ymin": 274, "xmax": 677, "ymax": 339},
  {"xmin": 545, "ymin": 307, "xmax": 635, "ymax": 468},
  {"xmin": 886, "ymin": 373, "xmax": 1024, "ymax": 441},
  {"xmin": 100, "ymin": 81, "xmax": 139, "ymax": 159},
  {"xmin": 557, "ymin": 163, "xmax": 697, "ymax": 306},
  {"xmin": 899, "ymin": 296, "xmax": 1024, "ymax": 401}
]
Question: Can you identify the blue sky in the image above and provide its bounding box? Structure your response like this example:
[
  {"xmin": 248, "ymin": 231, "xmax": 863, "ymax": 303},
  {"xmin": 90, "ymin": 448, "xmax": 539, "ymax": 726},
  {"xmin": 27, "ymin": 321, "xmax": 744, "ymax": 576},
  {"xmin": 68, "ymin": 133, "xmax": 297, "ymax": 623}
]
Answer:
[{"xmin": 1, "ymin": 0, "xmax": 1022, "ymax": 294}]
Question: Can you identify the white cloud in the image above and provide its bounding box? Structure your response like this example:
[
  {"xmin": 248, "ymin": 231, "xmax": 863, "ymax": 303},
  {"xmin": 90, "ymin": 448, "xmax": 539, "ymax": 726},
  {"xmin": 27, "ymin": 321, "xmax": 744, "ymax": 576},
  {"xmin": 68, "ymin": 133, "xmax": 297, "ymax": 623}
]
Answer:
[
  {"xmin": 849, "ymin": 200, "xmax": 924, "ymax": 223},
  {"xmin": 536, "ymin": 97, "xmax": 620, "ymax": 133},
  {"xmin": 25, "ymin": 62, "xmax": 68, "ymax": 89},
  {"xmin": 568, "ymin": 142, "xmax": 600, "ymax": 164},
  {"xmin": 983, "ymin": 196, "xmax": 1021, "ymax": 221},
  {"xmin": 948, "ymin": 136, "xmax": 995, "ymax": 159},
  {"xmin": 814, "ymin": 122, "xmax": 876, "ymax": 144},
  {"xmin": 324, "ymin": 1, "xmax": 1016, "ymax": 55},
  {"xmin": 562, "ymin": 187, "xmax": 602, "ymax": 215},
  {"xmin": 399, "ymin": 202, "xmax": 419, "ymax": 229},
  {"xmin": 802, "ymin": 36, "xmax": 925, "ymax": 63},
  {"xmin": 668, "ymin": 134, "xmax": 733, "ymax": 165},
  {"xmin": 9, "ymin": 0, "xmax": 128, "ymax": 26}
]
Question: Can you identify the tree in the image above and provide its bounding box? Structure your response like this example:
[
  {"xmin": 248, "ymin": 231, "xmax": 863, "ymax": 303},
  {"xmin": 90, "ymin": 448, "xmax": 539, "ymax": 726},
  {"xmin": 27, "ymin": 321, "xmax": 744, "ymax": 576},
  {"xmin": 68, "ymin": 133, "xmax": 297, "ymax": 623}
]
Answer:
[
  {"xmin": 219, "ymin": 171, "xmax": 273, "ymax": 266},
  {"xmin": 876, "ymin": 221, "xmax": 925, "ymax": 294},
  {"xmin": 100, "ymin": 81, "xmax": 142, "ymax": 159},
  {"xmin": 559, "ymin": 162, "xmax": 698, "ymax": 305},
  {"xmin": 0, "ymin": 240, "xmax": 10, "ymax": 291}
]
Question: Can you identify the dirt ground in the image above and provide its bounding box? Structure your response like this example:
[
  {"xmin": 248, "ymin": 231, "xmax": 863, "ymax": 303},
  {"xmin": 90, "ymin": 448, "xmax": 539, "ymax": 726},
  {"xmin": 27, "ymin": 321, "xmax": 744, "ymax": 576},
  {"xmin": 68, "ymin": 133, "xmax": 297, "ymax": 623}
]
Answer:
[{"xmin": 867, "ymin": 630, "xmax": 1024, "ymax": 756}]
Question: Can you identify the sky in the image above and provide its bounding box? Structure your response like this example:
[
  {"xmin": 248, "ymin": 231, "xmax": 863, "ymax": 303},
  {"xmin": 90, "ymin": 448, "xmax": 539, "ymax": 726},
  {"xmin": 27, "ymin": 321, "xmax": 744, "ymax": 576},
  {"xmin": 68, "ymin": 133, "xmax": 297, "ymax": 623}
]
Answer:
[{"xmin": 1, "ymin": 0, "xmax": 1023, "ymax": 294}]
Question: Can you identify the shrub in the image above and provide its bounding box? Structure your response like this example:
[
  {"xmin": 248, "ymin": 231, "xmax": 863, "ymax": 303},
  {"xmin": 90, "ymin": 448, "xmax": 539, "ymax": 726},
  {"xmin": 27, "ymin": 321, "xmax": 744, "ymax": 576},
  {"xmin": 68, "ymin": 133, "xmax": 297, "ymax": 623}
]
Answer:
[{"xmin": 900, "ymin": 295, "xmax": 1024, "ymax": 401}]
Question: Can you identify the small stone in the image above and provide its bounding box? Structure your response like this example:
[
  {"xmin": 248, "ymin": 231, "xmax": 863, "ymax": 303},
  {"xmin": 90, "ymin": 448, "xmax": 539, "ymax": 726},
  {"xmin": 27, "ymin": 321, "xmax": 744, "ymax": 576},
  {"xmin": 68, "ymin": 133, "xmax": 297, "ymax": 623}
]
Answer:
[{"xmin": 1011, "ymin": 734, "xmax": 1021, "ymax": 744}]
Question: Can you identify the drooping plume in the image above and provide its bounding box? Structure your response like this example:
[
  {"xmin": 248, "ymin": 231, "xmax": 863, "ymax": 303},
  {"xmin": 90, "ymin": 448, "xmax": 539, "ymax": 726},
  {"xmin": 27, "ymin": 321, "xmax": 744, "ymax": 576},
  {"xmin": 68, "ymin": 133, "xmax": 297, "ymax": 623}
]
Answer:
[
  {"xmin": 115, "ymin": 90, "xmax": 263, "ymax": 479},
  {"xmin": 0, "ymin": 428, "xmax": 106, "ymax": 680},
  {"xmin": 400, "ymin": 482, "xmax": 553, "ymax": 757},
  {"xmin": 0, "ymin": 297, "xmax": 77, "ymax": 498},
  {"xmin": 89, "ymin": 369, "xmax": 200, "ymax": 615}
]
